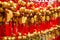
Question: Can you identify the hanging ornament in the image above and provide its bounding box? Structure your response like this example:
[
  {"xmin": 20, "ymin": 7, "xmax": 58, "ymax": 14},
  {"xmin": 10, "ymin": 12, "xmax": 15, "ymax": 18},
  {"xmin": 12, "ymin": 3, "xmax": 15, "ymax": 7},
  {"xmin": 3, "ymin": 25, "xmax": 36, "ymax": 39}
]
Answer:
[
  {"xmin": 5, "ymin": 9, "xmax": 13, "ymax": 22},
  {"xmin": 5, "ymin": 22, "xmax": 10, "ymax": 36}
]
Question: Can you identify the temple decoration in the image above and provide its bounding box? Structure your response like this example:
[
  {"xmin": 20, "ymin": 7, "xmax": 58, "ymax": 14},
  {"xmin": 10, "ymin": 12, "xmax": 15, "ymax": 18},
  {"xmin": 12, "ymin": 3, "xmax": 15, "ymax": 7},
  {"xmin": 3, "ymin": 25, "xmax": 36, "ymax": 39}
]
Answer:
[{"xmin": 0, "ymin": 0, "xmax": 60, "ymax": 40}]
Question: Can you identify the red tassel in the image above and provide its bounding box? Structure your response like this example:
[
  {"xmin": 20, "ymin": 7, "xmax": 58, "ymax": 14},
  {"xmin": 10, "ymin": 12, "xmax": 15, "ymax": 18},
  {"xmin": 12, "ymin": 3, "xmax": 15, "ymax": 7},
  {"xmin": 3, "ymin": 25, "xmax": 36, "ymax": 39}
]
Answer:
[
  {"xmin": 45, "ymin": 21, "xmax": 51, "ymax": 29},
  {"xmin": 50, "ymin": 18, "xmax": 58, "ymax": 28},
  {"xmin": 18, "ymin": 24, "xmax": 22, "ymax": 34},
  {"xmin": 5, "ymin": 22, "xmax": 10, "ymax": 36},
  {"xmin": 29, "ymin": 24, "xmax": 35, "ymax": 33},
  {"xmin": 13, "ymin": 23, "xmax": 18, "ymax": 36},
  {"xmin": 39, "ymin": 22, "xmax": 46, "ymax": 31},
  {"xmin": 34, "ymin": 23, "xmax": 40, "ymax": 32},
  {"xmin": 21, "ymin": 24, "xmax": 29, "ymax": 35},
  {"xmin": 9, "ymin": 20, "xmax": 13, "ymax": 36}
]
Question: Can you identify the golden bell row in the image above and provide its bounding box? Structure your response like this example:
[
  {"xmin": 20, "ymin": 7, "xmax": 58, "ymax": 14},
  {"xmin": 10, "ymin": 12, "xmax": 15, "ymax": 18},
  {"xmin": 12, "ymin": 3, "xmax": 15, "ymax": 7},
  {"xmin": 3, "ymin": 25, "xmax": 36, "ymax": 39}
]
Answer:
[
  {"xmin": 0, "ymin": 7, "xmax": 60, "ymax": 23},
  {"xmin": 2, "ymin": 26, "xmax": 60, "ymax": 40},
  {"xmin": 0, "ymin": 1, "xmax": 60, "ymax": 23}
]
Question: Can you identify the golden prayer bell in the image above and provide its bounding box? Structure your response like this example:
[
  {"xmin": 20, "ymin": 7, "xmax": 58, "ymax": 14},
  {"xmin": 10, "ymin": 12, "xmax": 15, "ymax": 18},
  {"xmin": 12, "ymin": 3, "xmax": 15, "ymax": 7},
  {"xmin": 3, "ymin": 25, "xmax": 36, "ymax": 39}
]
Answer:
[
  {"xmin": 0, "ymin": 8, "xmax": 4, "ymax": 12},
  {"xmin": 27, "ymin": 2, "xmax": 30, "ymax": 7},
  {"xmin": 19, "ymin": 7, "xmax": 25, "ymax": 13},
  {"xmin": 2, "ymin": 2, "xmax": 7, "ymax": 8}
]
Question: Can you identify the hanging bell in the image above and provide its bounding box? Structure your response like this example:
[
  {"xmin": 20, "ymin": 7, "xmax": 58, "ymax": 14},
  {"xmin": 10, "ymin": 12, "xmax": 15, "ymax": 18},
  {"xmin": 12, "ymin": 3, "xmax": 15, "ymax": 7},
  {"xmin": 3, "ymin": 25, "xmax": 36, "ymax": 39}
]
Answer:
[{"xmin": 0, "ymin": 8, "xmax": 4, "ymax": 12}]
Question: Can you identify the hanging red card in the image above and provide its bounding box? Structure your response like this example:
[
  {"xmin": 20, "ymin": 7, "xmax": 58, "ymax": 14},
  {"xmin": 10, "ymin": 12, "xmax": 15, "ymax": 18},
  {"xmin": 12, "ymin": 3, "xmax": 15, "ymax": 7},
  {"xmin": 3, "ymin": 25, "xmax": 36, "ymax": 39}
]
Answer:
[
  {"xmin": 21, "ymin": 24, "xmax": 29, "ymax": 35},
  {"xmin": 29, "ymin": 24, "xmax": 35, "ymax": 33}
]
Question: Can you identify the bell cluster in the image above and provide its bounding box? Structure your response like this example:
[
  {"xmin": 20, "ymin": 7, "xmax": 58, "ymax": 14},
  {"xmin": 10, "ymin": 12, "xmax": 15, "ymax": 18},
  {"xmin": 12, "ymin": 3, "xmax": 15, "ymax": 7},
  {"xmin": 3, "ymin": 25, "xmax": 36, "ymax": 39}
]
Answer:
[
  {"xmin": 0, "ymin": 1, "xmax": 60, "ymax": 24},
  {"xmin": 12, "ymin": 7, "xmax": 60, "ymax": 25}
]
